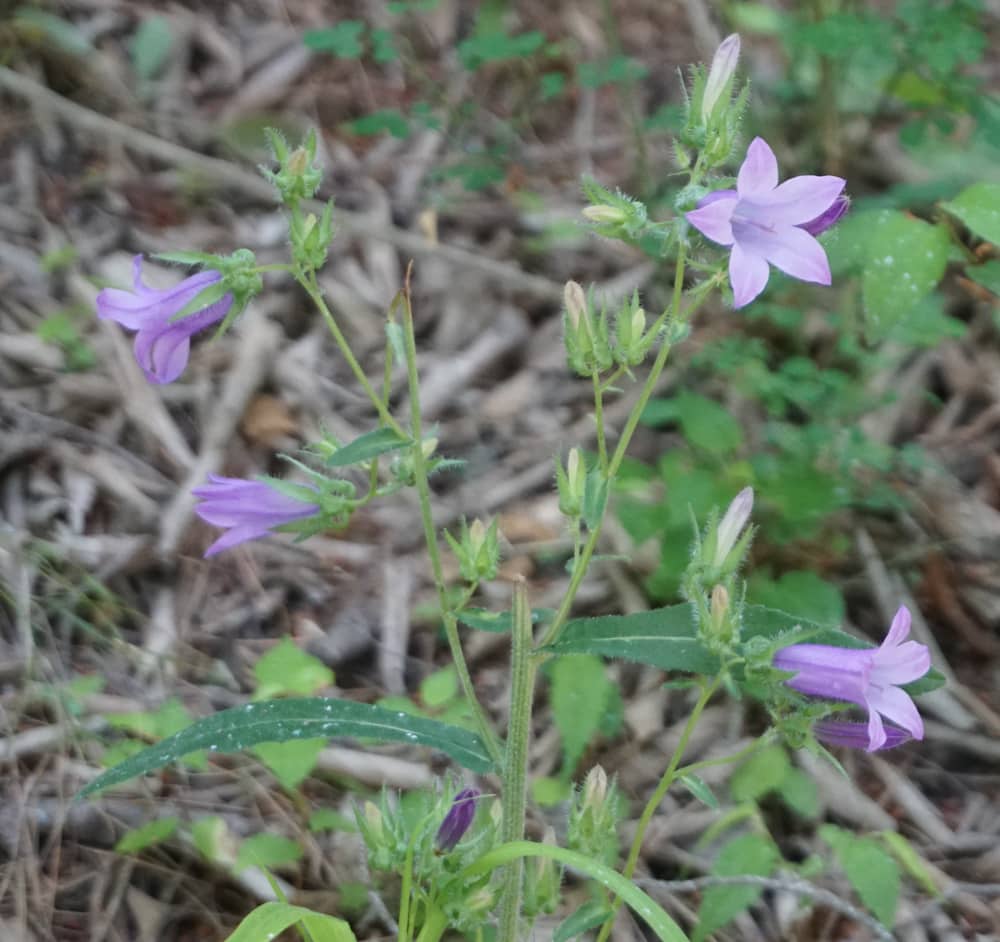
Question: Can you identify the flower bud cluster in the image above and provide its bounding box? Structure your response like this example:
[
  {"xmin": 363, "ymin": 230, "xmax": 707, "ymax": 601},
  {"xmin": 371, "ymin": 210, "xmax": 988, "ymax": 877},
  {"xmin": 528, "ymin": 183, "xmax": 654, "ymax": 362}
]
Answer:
[
  {"xmin": 261, "ymin": 128, "xmax": 323, "ymax": 206},
  {"xmin": 566, "ymin": 766, "xmax": 621, "ymax": 865},
  {"xmin": 444, "ymin": 518, "xmax": 501, "ymax": 584},
  {"xmin": 563, "ymin": 283, "xmax": 657, "ymax": 377}
]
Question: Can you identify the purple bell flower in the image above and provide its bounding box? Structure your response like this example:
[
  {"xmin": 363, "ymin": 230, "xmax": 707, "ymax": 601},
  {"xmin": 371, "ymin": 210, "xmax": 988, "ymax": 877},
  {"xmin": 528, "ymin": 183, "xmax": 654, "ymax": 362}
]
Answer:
[
  {"xmin": 773, "ymin": 605, "xmax": 930, "ymax": 752},
  {"xmin": 435, "ymin": 788, "xmax": 480, "ymax": 852},
  {"xmin": 685, "ymin": 137, "xmax": 846, "ymax": 308},
  {"xmin": 96, "ymin": 255, "xmax": 232, "ymax": 384},
  {"xmin": 813, "ymin": 720, "xmax": 911, "ymax": 751},
  {"xmin": 192, "ymin": 475, "xmax": 320, "ymax": 557}
]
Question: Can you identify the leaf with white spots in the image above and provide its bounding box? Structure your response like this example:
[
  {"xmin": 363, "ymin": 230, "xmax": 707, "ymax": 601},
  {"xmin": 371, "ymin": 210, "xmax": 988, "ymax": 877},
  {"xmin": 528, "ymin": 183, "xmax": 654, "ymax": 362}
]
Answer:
[{"xmin": 77, "ymin": 698, "xmax": 494, "ymax": 798}]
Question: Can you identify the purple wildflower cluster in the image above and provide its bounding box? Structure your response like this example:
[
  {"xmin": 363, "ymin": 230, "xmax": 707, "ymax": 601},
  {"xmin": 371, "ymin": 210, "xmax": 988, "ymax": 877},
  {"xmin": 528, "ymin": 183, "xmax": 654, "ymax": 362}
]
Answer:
[{"xmin": 774, "ymin": 605, "xmax": 930, "ymax": 751}]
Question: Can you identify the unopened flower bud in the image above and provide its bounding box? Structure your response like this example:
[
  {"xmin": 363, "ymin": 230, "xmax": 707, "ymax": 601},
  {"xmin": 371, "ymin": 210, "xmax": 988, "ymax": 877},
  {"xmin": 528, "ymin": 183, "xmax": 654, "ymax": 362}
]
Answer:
[
  {"xmin": 702, "ymin": 34, "xmax": 741, "ymax": 122},
  {"xmin": 557, "ymin": 448, "xmax": 588, "ymax": 519},
  {"xmin": 421, "ymin": 437, "xmax": 438, "ymax": 460},
  {"xmin": 710, "ymin": 584, "xmax": 730, "ymax": 635},
  {"xmin": 713, "ymin": 487, "xmax": 753, "ymax": 568},
  {"xmin": 582, "ymin": 765, "xmax": 608, "ymax": 810},
  {"xmin": 288, "ymin": 147, "xmax": 310, "ymax": 176},
  {"xmin": 564, "ymin": 281, "xmax": 588, "ymax": 331},
  {"xmin": 435, "ymin": 788, "xmax": 480, "ymax": 852},
  {"xmin": 582, "ymin": 205, "xmax": 628, "ymax": 226},
  {"xmin": 363, "ymin": 801, "xmax": 383, "ymax": 839}
]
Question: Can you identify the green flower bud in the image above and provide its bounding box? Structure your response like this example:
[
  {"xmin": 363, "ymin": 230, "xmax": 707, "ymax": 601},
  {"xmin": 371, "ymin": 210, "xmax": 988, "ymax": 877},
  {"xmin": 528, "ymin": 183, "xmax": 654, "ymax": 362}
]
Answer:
[
  {"xmin": 582, "ymin": 205, "xmax": 629, "ymax": 225},
  {"xmin": 444, "ymin": 517, "xmax": 501, "ymax": 584},
  {"xmin": 261, "ymin": 128, "xmax": 324, "ymax": 206},
  {"xmin": 556, "ymin": 448, "xmax": 587, "ymax": 519}
]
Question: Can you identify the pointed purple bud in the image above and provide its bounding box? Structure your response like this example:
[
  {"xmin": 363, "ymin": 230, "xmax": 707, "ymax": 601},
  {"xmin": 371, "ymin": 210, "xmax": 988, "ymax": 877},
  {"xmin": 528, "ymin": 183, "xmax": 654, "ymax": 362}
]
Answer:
[
  {"xmin": 813, "ymin": 720, "xmax": 912, "ymax": 751},
  {"xmin": 713, "ymin": 486, "xmax": 754, "ymax": 567},
  {"xmin": 435, "ymin": 788, "xmax": 480, "ymax": 852},
  {"xmin": 773, "ymin": 606, "xmax": 930, "ymax": 751}
]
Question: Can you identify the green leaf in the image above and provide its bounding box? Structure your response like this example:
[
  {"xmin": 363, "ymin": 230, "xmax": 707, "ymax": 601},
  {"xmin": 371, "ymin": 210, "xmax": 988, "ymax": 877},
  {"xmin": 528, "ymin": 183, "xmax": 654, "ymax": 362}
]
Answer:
[
  {"xmin": 235, "ymin": 833, "xmax": 302, "ymax": 873},
  {"xmin": 131, "ymin": 16, "xmax": 174, "ymax": 81},
  {"xmin": 219, "ymin": 901, "xmax": 356, "ymax": 942},
  {"xmin": 77, "ymin": 698, "xmax": 494, "ymax": 797},
  {"xmin": 345, "ymin": 109, "xmax": 411, "ymax": 139},
  {"xmin": 371, "ymin": 28, "xmax": 398, "ymax": 63},
  {"xmin": 747, "ymin": 571, "xmax": 845, "ymax": 628},
  {"xmin": 642, "ymin": 392, "xmax": 743, "ymax": 456},
  {"xmin": 730, "ymin": 744, "xmax": 790, "ymax": 803},
  {"xmin": 550, "ymin": 655, "xmax": 613, "ymax": 775},
  {"xmin": 254, "ymin": 637, "xmax": 333, "ymax": 699},
  {"xmin": 546, "ymin": 603, "xmax": 718, "ymax": 675},
  {"xmin": 419, "ymin": 666, "xmax": 459, "ymax": 708},
  {"xmin": 457, "ymin": 607, "xmax": 554, "ymax": 633},
  {"xmin": 820, "ymin": 825, "xmax": 900, "ymax": 926},
  {"xmin": 254, "ymin": 738, "xmax": 325, "ymax": 790},
  {"xmin": 942, "ymin": 182, "xmax": 1000, "ymax": 245},
  {"xmin": 153, "ymin": 250, "xmax": 218, "ymax": 266},
  {"xmin": 966, "ymin": 259, "xmax": 1000, "ymax": 296},
  {"xmin": 859, "ymin": 211, "xmax": 950, "ymax": 339},
  {"xmin": 115, "ymin": 817, "xmax": 179, "ymax": 853},
  {"xmin": 303, "ymin": 22, "xmax": 365, "ymax": 58},
  {"xmin": 326, "ymin": 427, "xmax": 411, "ymax": 467},
  {"xmin": 554, "ymin": 901, "xmax": 614, "ymax": 942},
  {"xmin": 776, "ymin": 769, "xmax": 820, "ymax": 818},
  {"xmin": 694, "ymin": 833, "xmax": 779, "ymax": 941},
  {"xmin": 680, "ymin": 774, "xmax": 719, "ymax": 809},
  {"xmin": 192, "ymin": 817, "xmax": 231, "ymax": 863},
  {"xmin": 308, "ymin": 809, "xmax": 356, "ymax": 833},
  {"xmin": 880, "ymin": 832, "xmax": 941, "ymax": 899},
  {"xmin": 458, "ymin": 30, "xmax": 546, "ymax": 69},
  {"xmin": 532, "ymin": 775, "xmax": 572, "ymax": 806},
  {"xmin": 540, "ymin": 72, "xmax": 566, "ymax": 100}
]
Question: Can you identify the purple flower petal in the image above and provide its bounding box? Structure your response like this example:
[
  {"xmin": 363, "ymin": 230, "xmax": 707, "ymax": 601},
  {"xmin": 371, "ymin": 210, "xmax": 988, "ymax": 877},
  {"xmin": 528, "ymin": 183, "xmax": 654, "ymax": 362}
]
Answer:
[
  {"xmin": 801, "ymin": 195, "xmax": 849, "ymax": 237},
  {"xmin": 734, "ymin": 224, "xmax": 831, "ymax": 285},
  {"xmin": 866, "ymin": 684, "xmax": 924, "ymax": 742},
  {"xmin": 754, "ymin": 175, "xmax": 846, "ymax": 227},
  {"xmin": 737, "ymin": 138, "xmax": 778, "ymax": 199},
  {"xmin": 728, "ymin": 243, "xmax": 770, "ymax": 308},
  {"xmin": 814, "ymin": 720, "xmax": 911, "ymax": 751},
  {"xmin": 686, "ymin": 194, "xmax": 739, "ymax": 246}
]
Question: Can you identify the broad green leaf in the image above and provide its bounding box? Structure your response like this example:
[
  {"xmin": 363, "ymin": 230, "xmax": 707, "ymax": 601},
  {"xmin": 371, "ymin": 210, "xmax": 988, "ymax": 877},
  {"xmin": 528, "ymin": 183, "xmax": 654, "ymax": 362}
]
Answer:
[
  {"xmin": 747, "ymin": 571, "xmax": 845, "ymax": 628},
  {"xmin": 776, "ymin": 768, "xmax": 820, "ymax": 818},
  {"xmin": 821, "ymin": 825, "xmax": 900, "ymax": 926},
  {"xmin": 254, "ymin": 637, "xmax": 333, "ymax": 699},
  {"xmin": 694, "ymin": 833, "xmax": 779, "ymax": 941},
  {"xmin": 131, "ymin": 16, "xmax": 174, "ymax": 80},
  {"xmin": 730, "ymin": 744, "xmax": 790, "ymax": 803},
  {"xmin": 303, "ymin": 22, "xmax": 365, "ymax": 58},
  {"xmin": 115, "ymin": 817, "xmax": 179, "ymax": 853},
  {"xmin": 326, "ymin": 427, "xmax": 411, "ymax": 467},
  {"xmin": 942, "ymin": 182, "xmax": 1000, "ymax": 245},
  {"xmin": 235, "ymin": 833, "xmax": 302, "ymax": 873},
  {"xmin": 255, "ymin": 738, "xmax": 325, "ymax": 790},
  {"xmin": 859, "ymin": 211, "xmax": 949, "ymax": 338},
  {"xmin": 220, "ymin": 901, "xmax": 355, "ymax": 942},
  {"xmin": 642, "ymin": 392, "xmax": 743, "ymax": 456},
  {"xmin": 420, "ymin": 666, "xmax": 458, "ymax": 708},
  {"xmin": 78, "ymin": 698, "xmax": 494, "ymax": 797},
  {"xmin": 680, "ymin": 774, "xmax": 719, "ymax": 809},
  {"xmin": 550, "ymin": 655, "xmax": 613, "ymax": 774},
  {"xmin": 546, "ymin": 603, "xmax": 718, "ymax": 675},
  {"xmin": 554, "ymin": 901, "xmax": 613, "ymax": 942},
  {"xmin": 966, "ymin": 259, "xmax": 1000, "ymax": 296}
]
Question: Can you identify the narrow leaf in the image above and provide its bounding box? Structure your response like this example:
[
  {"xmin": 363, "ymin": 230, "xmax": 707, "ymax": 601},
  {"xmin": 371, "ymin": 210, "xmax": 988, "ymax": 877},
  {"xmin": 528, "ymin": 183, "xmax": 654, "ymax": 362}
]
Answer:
[
  {"xmin": 326, "ymin": 427, "xmax": 411, "ymax": 467},
  {"xmin": 78, "ymin": 698, "xmax": 494, "ymax": 798},
  {"xmin": 220, "ymin": 901, "xmax": 355, "ymax": 942}
]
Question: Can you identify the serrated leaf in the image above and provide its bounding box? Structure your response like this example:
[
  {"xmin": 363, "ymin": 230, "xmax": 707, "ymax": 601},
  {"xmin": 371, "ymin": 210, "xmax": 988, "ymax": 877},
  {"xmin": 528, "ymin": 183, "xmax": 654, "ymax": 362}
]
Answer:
[
  {"xmin": 235, "ymin": 833, "xmax": 302, "ymax": 873},
  {"xmin": 254, "ymin": 637, "xmax": 333, "ymax": 699},
  {"xmin": 219, "ymin": 901, "xmax": 356, "ymax": 942},
  {"xmin": 115, "ymin": 817, "xmax": 179, "ymax": 853},
  {"xmin": 942, "ymin": 182, "xmax": 1000, "ymax": 245},
  {"xmin": 326, "ymin": 427, "xmax": 411, "ymax": 467},
  {"xmin": 78, "ymin": 698, "xmax": 494, "ymax": 798},
  {"xmin": 694, "ymin": 833, "xmax": 779, "ymax": 941},
  {"xmin": 680, "ymin": 774, "xmax": 719, "ymax": 809},
  {"xmin": 730, "ymin": 744, "xmax": 790, "ymax": 803},
  {"xmin": 554, "ymin": 901, "xmax": 613, "ymax": 942},
  {"xmin": 550, "ymin": 654, "xmax": 613, "ymax": 774}
]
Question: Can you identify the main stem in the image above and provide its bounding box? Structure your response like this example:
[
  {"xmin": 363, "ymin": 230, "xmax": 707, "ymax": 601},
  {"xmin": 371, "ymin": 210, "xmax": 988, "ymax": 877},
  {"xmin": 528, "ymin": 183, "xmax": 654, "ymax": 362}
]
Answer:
[
  {"xmin": 594, "ymin": 676, "xmax": 721, "ymax": 942},
  {"xmin": 400, "ymin": 283, "xmax": 503, "ymax": 766},
  {"xmin": 498, "ymin": 582, "xmax": 535, "ymax": 942},
  {"xmin": 538, "ymin": 246, "xmax": 689, "ymax": 649}
]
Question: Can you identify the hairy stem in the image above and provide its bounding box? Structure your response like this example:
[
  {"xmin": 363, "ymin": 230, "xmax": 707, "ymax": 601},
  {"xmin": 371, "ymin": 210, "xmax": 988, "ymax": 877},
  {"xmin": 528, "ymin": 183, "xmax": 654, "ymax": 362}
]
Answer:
[{"xmin": 399, "ymin": 276, "xmax": 503, "ymax": 766}]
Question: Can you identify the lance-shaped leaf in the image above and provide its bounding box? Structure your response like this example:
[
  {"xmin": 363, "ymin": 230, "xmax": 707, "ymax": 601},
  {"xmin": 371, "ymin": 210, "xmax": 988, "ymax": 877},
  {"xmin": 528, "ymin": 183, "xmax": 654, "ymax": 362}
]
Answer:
[
  {"xmin": 78, "ymin": 698, "xmax": 494, "ymax": 798},
  {"xmin": 326, "ymin": 427, "xmax": 412, "ymax": 467}
]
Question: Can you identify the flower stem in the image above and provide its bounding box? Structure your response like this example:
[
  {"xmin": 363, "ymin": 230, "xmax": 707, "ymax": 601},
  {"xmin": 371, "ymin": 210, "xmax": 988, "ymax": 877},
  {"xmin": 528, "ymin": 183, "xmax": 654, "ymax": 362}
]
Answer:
[
  {"xmin": 497, "ymin": 581, "xmax": 536, "ymax": 942},
  {"xmin": 592, "ymin": 369, "xmax": 609, "ymax": 474},
  {"xmin": 537, "ymin": 246, "xmax": 690, "ymax": 650},
  {"xmin": 594, "ymin": 675, "xmax": 721, "ymax": 942},
  {"xmin": 399, "ymin": 273, "xmax": 503, "ymax": 766}
]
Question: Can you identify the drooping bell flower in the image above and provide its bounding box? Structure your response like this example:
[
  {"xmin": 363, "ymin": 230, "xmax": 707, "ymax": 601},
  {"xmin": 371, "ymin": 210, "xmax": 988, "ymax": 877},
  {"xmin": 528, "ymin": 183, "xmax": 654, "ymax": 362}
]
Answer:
[
  {"xmin": 813, "ymin": 720, "xmax": 911, "ymax": 751},
  {"xmin": 96, "ymin": 255, "xmax": 232, "ymax": 384},
  {"xmin": 192, "ymin": 475, "xmax": 320, "ymax": 557},
  {"xmin": 773, "ymin": 605, "xmax": 930, "ymax": 752},
  {"xmin": 686, "ymin": 138, "xmax": 846, "ymax": 308}
]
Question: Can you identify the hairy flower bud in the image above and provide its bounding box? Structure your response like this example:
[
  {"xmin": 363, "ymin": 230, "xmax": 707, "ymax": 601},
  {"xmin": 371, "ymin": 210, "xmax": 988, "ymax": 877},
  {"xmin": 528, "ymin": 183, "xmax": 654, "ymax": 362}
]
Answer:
[
  {"xmin": 557, "ymin": 448, "xmax": 588, "ymax": 519},
  {"xmin": 582, "ymin": 205, "xmax": 628, "ymax": 225},
  {"xmin": 702, "ymin": 34, "xmax": 741, "ymax": 122},
  {"xmin": 713, "ymin": 487, "xmax": 754, "ymax": 569}
]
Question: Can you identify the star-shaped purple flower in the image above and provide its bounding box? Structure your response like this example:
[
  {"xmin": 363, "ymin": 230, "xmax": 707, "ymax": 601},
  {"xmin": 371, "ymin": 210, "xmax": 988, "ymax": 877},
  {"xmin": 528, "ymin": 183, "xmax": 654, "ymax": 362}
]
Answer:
[
  {"xmin": 96, "ymin": 255, "xmax": 232, "ymax": 384},
  {"xmin": 686, "ymin": 138, "xmax": 846, "ymax": 308},
  {"xmin": 773, "ymin": 605, "xmax": 930, "ymax": 752},
  {"xmin": 193, "ymin": 475, "xmax": 320, "ymax": 557}
]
